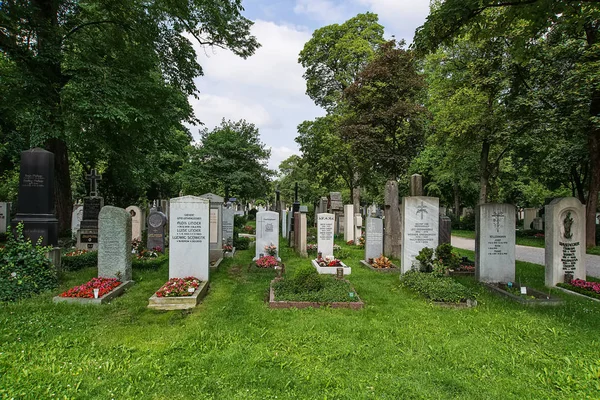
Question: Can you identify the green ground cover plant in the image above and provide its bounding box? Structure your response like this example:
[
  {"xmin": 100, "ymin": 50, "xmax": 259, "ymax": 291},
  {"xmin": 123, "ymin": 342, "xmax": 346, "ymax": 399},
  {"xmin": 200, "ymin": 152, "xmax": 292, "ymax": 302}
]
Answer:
[
  {"xmin": 1, "ymin": 239, "xmax": 600, "ymax": 398},
  {"xmin": 400, "ymin": 270, "xmax": 473, "ymax": 303}
]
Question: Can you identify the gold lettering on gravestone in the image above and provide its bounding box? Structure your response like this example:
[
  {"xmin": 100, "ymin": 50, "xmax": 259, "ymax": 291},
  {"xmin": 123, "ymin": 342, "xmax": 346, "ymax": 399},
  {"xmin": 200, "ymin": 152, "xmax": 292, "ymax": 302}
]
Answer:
[
  {"xmin": 22, "ymin": 174, "xmax": 45, "ymax": 188},
  {"xmin": 172, "ymin": 214, "xmax": 206, "ymax": 243}
]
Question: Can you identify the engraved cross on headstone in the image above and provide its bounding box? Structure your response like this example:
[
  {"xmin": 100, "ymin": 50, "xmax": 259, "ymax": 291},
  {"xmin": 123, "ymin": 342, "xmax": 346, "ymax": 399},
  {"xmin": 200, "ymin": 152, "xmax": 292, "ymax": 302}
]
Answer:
[
  {"xmin": 416, "ymin": 202, "xmax": 428, "ymax": 220},
  {"xmin": 86, "ymin": 169, "xmax": 102, "ymax": 197},
  {"xmin": 492, "ymin": 211, "xmax": 505, "ymax": 233}
]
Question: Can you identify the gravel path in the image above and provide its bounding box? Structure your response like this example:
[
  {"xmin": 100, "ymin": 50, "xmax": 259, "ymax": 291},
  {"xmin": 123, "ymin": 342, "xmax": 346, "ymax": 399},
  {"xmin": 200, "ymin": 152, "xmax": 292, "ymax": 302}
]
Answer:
[{"xmin": 451, "ymin": 236, "xmax": 600, "ymax": 278}]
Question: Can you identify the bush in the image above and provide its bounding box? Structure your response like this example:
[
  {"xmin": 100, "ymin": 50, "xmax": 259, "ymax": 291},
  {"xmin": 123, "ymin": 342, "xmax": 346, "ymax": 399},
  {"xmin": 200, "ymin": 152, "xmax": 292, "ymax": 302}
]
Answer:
[
  {"xmin": 460, "ymin": 211, "xmax": 475, "ymax": 231},
  {"xmin": 0, "ymin": 222, "xmax": 58, "ymax": 302},
  {"xmin": 62, "ymin": 250, "xmax": 98, "ymax": 271},
  {"xmin": 133, "ymin": 255, "xmax": 167, "ymax": 270},
  {"xmin": 234, "ymin": 214, "xmax": 247, "ymax": 229},
  {"xmin": 435, "ymin": 243, "xmax": 460, "ymax": 271},
  {"xmin": 400, "ymin": 270, "xmax": 473, "ymax": 303},
  {"xmin": 415, "ymin": 247, "xmax": 434, "ymax": 272},
  {"xmin": 248, "ymin": 209, "xmax": 257, "ymax": 220},
  {"xmin": 292, "ymin": 264, "xmax": 323, "ymax": 293},
  {"xmin": 234, "ymin": 236, "xmax": 250, "ymax": 250}
]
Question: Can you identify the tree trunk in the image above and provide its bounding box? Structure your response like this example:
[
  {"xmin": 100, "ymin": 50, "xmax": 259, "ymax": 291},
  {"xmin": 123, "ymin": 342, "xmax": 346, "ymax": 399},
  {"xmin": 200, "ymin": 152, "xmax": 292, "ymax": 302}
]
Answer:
[
  {"xmin": 453, "ymin": 181, "xmax": 460, "ymax": 216},
  {"xmin": 352, "ymin": 187, "xmax": 360, "ymax": 215},
  {"xmin": 46, "ymin": 138, "xmax": 72, "ymax": 233},
  {"xmin": 479, "ymin": 139, "xmax": 490, "ymax": 205},
  {"xmin": 571, "ymin": 166, "xmax": 586, "ymax": 204},
  {"xmin": 587, "ymin": 92, "xmax": 600, "ymax": 248}
]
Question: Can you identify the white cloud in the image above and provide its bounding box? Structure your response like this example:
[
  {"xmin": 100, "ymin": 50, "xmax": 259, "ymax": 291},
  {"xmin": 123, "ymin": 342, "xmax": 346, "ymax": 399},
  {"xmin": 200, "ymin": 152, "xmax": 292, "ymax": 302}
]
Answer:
[
  {"xmin": 354, "ymin": 0, "xmax": 431, "ymax": 42},
  {"xmin": 269, "ymin": 145, "xmax": 300, "ymax": 171},
  {"xmin": 293, "ymin": 0, "xmax": 349, "ymax": 23}
]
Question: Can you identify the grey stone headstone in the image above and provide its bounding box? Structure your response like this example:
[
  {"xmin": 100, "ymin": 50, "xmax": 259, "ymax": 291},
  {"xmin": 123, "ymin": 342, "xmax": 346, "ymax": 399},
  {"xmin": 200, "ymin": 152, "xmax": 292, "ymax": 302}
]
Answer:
[
  {"xmin": 98, "ymin": 206, "xmax": 132, "ymax": 281},
  {"xmin": 532, "ymin": 217, "xmax": 543, "ymax": 231},
  {"xmin": 222, "ymin": 207, "xmax": 234, "ymax": 245},
  {"xmin": 317, "ymin": 213, "xmax": 335, "ymax": 257},
  {"xmin": 319, "ymin": 197, "xmax": 328, "ymax": 214},
  {"xmin": 169, "ymin": 196, "xmax": 210, "ymax": 281},
  {"xmin": 200, "ymin": 193, "xmax": 224, "ymax": 261},
  {"xmin": 294, "ymin": 212, "xmax": 307, "ymax": 256},
  {"xmin": 439, "ymin": 215, "xmax": 451, "ymax": 246},
  {"xmin": 475, "ymin": 203, "xmax": 515, "ymax": 283},
  {"xmin": 330, "ymin": 192, "xmax": 343, "ymax": 211},
  {"xmin": 255, "ymin": 211, "xmax": 280, "ymax": 260},
  {"xmin": 545, "ymin": 198, "xmax": 586, "ymax": 286},
  {"xmin": 286, "ymin": 210, "xmax": 292, "ymax": 238},
  {"xmin": 299, "ymin": 205, "xmax": 308, "ymax": 213},
  {"xmin": 402, "ymin": 196, "xmax": 439, "ymax": 274},
  {"xmin": 281, "ymin": 210, "xmax": 288, "ymax": 239},
  {"xmin": 523, "ymin": 208, "xmax": 538, "ymax": 230},
  {"xmin": 126, "ymin": 206, "xmax": 143, "ymax": 241},
  {"xmin": 365, "ymin": 217, "xmax": 383, "ymax": 261},
  {"xmin": 410, "ymin": 174, "xmax": 423, "ymax": 197},
  {"xmin": 354, "ymin": 214, "xmax": 363, "ymax": 244},
  {"xmin": 0, "ymin": 202, "xmax": 10, "ymax": 234},
  {"xmin": 384, "ymin": 180, "xmax": 401, "ymax": 259}
]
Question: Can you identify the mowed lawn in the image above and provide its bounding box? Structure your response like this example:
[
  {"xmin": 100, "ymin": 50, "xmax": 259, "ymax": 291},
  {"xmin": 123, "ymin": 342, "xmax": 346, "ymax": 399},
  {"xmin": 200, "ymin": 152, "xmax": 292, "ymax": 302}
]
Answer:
[{"xmin": 2, "ymin": 242, "xmax": 600, "ymax": 399}]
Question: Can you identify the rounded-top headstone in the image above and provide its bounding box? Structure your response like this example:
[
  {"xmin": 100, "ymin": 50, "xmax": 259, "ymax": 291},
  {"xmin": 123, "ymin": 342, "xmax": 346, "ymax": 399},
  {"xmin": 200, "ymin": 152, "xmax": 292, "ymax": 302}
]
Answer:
[{"xmin": 98, "ymin": 206, "xmax": 132, "ymax": 281}]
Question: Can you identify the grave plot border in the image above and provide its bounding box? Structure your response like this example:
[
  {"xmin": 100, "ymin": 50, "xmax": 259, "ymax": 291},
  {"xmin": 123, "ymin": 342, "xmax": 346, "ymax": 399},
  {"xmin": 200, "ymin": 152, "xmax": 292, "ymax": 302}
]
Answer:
[
  {"xmin": 147, "ymin": 280, "xmax": 209, "ymax": 310},
  {"xmin": 53, "ymin": 281, "xmax": 134, "ymax": 305},
  {"xmin": 268, "ymin": 278, "xmax": 364, "ymax": 310}
]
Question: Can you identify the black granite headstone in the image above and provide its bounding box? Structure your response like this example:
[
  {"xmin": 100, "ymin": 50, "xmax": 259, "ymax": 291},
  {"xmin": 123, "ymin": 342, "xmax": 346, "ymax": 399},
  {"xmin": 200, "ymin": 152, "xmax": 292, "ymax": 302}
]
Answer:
[
  {"xmin": 147, "ymin": 208, "xmax": 167, "ymax": 252},
  {"xmin": 12, "ymin": 148, "xmax": 58, "ymax": 246},
  {"xmin": 439, "ymin": 215, "xmax": 452, "ymax": 246}
]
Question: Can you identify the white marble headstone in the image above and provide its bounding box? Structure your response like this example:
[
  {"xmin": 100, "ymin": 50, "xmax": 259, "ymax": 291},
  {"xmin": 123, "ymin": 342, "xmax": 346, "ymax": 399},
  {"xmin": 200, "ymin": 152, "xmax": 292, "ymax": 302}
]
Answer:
[
  {"xmin": 475, "ymin": 203, "xmax": 516, "ymax": 283},
  {"xmin": 344, "ymin": 205, "xmax": 354, "ymax": 242},
  {"xmin": 169, "ymin": 196, "xmax": 210, "ymax": 281},
  {"xmin": 317, "ymin": 213, "xmax": 335, "ymax": 257},
  {"xmin": 401, "ymin": 197, "xmax": 439, "ymax": 274},
  {"xmin": 281, "ymin": 210, "xmax": 288, "ymax": 239},
  {"xmin": 126, "ymin": 205, "xmax": 143, "ymax": 241},
  {"xmin": 365, "ymin": 217, "xmax": 383, "ymax": 261},
  {"xmin": 545, "ymin": 197, "xmax": 586, "ymax": 286},
  {"xmin": 255, "ymin": 211, "xmax": 280, "ymax": 260}
]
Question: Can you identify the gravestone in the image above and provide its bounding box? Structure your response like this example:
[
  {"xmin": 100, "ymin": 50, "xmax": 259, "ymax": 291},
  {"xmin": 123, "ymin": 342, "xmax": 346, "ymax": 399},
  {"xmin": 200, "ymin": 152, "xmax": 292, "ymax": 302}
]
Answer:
[
  {"xmin": 126, "ymin": 206, "xmax": 143, "ymax": 241},
  {"xmin": 147, "ymin": 204, "xmax": 167, "ymax": 252},
  {"xmin": 545, "ymin": 198, "xmax": 586, "ymax": 286},
  {"xmin": 281, "ymin": 210, "xmax": 288, "ymax": 238},
  {"xmin": 0, "ymin": 202, "xmax": 11, "ymax": 234},
  {"xmin": 317, "ymin": 213, "xmax": 335, "ymax": 257},
  {"xmin": 11, "ymin": 148, "xmax": 59, "ymax": 246},
  {"xmin": 354, "ymin": 214, "xmax": 362, "ymax": 244},
  {"xmin": 532, "ymin": 217, "xmax": 543, "ymax": 231},
  {"xmin": 475, "ymin": 203, "xmax": 516, "ymax": 283},
  {"xmin": 344, "ymin": 204, "xmax": 355, "ymax": 243},
  {"xmin": 286, "ymin": 210, "xmax": 292, "ymax": 239},
  {"xmin": 329, "ymin": 192, "xmax": 343, "ymax": 212},
  {"xmin": 440, "ymin": 206, "xmax": 447, "ymax": 216},
  {"xmin": 524, "ymin": 208, "xmax": 538, "ymax": 230},
  {"xmin": 294, "ymin": 211, "xmax": 307, "ymax": 257},
  {"xmin": 439, "ymin": 215, "xmax": 452, "ymax": 246},
  {"xmin": 255, "ymin": 211, "xmax": 280, "ymax": 260},
  {"xmin": 384, "ymin": 180, "xmax": 401, "ymax": 259},
  {"xmin": 222, "ymin": 207, "xmax": 234, "ymax": 245},
  {"xmin": 410, "ymin": 174, "xmax": 423, "ymax": 197},
  {"xmin": 70, "ymin": 204, "xmax": 83, "ymax": 239},
  {"xmin": 365, "ymin": 217, "xmax": 384, "ymax": 261},
  {"xmin": 200, "ymin": 193, "xmax": 224, "ymax": 262},
  {"xmin": 169, "ymin": 196, "xmax": 210, "ymax": 281},
  {"xmin": 402, "ymin": 196, "xmax": 439, "ymax": 274},
  {"xmin": 98, "ymin": 206, "xmax": 132, "ymax": 281},
  {"xmin": 319, "ymin": 197, "xmax": 328, "ymax": 214},
  {"xmin": 76, "ymin": 169, "xmax": 104, "ymax": 251}
]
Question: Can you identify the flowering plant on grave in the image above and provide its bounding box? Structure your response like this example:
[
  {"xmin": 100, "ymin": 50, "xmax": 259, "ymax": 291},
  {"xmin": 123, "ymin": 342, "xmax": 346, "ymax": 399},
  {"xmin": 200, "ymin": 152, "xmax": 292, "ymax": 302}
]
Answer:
[
  {"xmin": 346, "ymin": 240, "xmax": 355, "ymax": 246},
  {"xmin": 65, "ymin": 249, "xmax": 88, "ymax": 257},
  {"xmin": 223, "ymin": 244, "xmax": 233, "ymax": 252},
  {"xmin": 131, "ymin": 238, "xmax": 142, "ymax": 252},
  {"xmin": 372, "ymin": 255, "xmax": 393, "ymax": 269},
  {"xmin": 155, "ymin": 277, "xmax": 201, "ymax": 297},
  {"xmin": 137, "ymin": 248, "xmax": 159, "ymax": 260},
  {"xmin": 59, "ymin": 277, "xmax": 121, "ymax": 298},
  {"xmin": 306, "ymin": 243, "xmax": 318, "ymax": 252},
  {"xmin": 569, "ymin": 279, "xmax": 600, "ymax": 294},
  {"xmin": 333, "ymin": 244, "xmax": 341, "ymax": 251},
  {"xmin": 243, "ymin": 225, "xmax": 255, "ymax": 234},
  {"xmin": 316, "ymin": 254, "xmax": 341, "ymax": 267},
  {"xmin": 264, "ymin": 243, "xmax": 277, "ymax": 256},
  {"xmin": 256, "ymin": 255, "xmax": 278, "ymax": 268},
  {"xmin": 357, "ymin": 236, "xmax": 365, "ymax": 248}
]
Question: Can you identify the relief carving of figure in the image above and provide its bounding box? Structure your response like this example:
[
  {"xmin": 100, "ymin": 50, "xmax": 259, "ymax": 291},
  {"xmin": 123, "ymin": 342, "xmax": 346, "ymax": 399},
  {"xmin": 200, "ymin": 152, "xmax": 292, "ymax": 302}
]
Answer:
[{"xmin": 563, "ymin": 211, "xmax": 574, "ymax": 239}]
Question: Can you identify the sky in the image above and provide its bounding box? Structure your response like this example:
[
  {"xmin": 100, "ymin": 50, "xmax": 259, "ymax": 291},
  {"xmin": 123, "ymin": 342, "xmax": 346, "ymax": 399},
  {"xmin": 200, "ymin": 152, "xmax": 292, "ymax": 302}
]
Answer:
[{"xmin": 188, "ymin": 0, "xmax": 432, "ymax": 171}]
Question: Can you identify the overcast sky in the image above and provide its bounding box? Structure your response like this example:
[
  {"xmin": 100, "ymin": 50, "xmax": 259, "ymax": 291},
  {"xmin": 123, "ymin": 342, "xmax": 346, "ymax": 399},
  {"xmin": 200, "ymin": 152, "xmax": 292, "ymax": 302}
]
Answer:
[{"xmin": 188, "ymin": 0, "xmax": 431, "ymax": 170}]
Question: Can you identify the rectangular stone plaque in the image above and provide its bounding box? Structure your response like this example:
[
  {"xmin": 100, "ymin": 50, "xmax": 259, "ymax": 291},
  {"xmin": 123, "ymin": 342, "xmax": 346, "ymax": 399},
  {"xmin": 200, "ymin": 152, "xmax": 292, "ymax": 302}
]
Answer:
[
  {"xmin": 317, "ymin": 213, "xmax": 335, "ymax": 257},
  {"xmin": 98, "ymin": 206, "xmax": 132, "ymax": 281},
  {"xmin": 222, "ymin": 208, "xmax": 234, "ymax": 244},
  {"xmin": 475, "ymin": 203, "xmax": 515, "ymax": 283},
  {"xmin": 255, "ymin": 211, "xmax": 280, "ymax": 260},
  {"xmin": 401, "ymin": 197, "xmax": 439, "ymax": 274},
  {"xmin": 365, "ymin": 217, "xmax": 383, "ymax": 261}
]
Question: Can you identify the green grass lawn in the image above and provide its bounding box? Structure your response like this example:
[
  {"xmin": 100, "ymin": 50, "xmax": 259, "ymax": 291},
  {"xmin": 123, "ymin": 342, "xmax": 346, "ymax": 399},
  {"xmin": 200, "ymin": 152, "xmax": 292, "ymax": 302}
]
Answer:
[
  {"xmin": 452, "ymin": 230, "xmax": 600, "ymax": 255},
  {"xmin": 2, "ymin": 242, "xmax": 600, "ymax": 399}
]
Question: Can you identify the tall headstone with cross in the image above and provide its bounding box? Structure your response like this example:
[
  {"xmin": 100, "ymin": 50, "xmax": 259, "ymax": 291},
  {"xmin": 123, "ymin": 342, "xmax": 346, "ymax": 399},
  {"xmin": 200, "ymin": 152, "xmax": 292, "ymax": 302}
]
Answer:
[
  {"xmin": 475, "ymin": 203, "xmax": 516, "ymax": 283},
  {"xmin": 401, "ymin": 196, "xmax": 439, "ymax": 274},
  {"xmin": 76, "ymin": 168, "xmax": 104, "ymax": 251}
]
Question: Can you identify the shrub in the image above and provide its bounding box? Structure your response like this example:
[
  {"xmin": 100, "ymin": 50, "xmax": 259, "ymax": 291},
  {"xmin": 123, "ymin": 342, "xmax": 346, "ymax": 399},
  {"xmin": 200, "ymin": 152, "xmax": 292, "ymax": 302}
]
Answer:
[
  {"xmin": 460, "ymin": 212, "xmax": 475, "ymax": 231},
  {"xmin": 234, "ymin": 214, "xmax": 247, "ymax": 229},
  {"xmin": 292, "ymin": 264, "xmax": 323, "ymax": 293},
  {"xmin": 234, "ymin": 236, "xmax": 250, "ymax": 250},
  {"xmin": 435, "ymin": 243, "xmax": 460, "ymax": 271},
  {"xmin": 415, "ymin": 247, "xmax": 434, "ymax": 272},
  {"xmin": 400, "ymin": 270, "xmax": 473, "ymax": 303},
  {"xmin": 62, "ymin": 250, "xmax": 98, "ymax": 271},
  {"xmin": 0, "ymin": 222, "xmax": 58, "ymax": 302},
  {"xmin": 248, "ymin": 209, "xmax": 257, "ymax": 220}
]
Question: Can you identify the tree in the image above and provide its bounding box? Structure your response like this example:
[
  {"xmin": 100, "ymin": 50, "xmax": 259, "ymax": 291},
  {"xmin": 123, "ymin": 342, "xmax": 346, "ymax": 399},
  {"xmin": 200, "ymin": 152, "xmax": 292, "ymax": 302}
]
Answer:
[
  {"xmin": 298, "ymin": 12, "xmax": 385, "ymax": 112},
  {"xmin": 0, "ymin": 0, "xmax": 259, "ymax": 231},
  {"xmin": 414, "ymin": 0, "xmax": 600, "ymax": 247},
  {"xmin": 275, "ymin": 155, "xmax": 322, "ymax": 206},
  {"xmin": 343, "ymin": 40, "xmax": 428, "ymax": 181},
  {"xmin": 180, "ymin": 119, "xmax": 274, "ymax": 202}
]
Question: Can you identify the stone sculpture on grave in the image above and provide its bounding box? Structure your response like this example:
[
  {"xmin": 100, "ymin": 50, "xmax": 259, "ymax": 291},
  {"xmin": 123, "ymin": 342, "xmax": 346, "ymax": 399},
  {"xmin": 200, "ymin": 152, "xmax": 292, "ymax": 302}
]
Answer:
[
  {"xmin": 169, "ymin": 196, "xmax": 211, "ymax": 281},
  {"xmin": 384, "ymin": 180, "xmax": 402, "ymax": 259},
  {"xmin": 76, "ymin": 169, "xmax": 104, "ymax": 251},
  {"xmin": 255, "ymin": 211, "xmax": 280, "ymax": 260},
  {"xmin": 98, "ymin": 206, "xmax": 133, "ymax": 281},
  {"xmin": 147, "ymin": 201, "xmax": 167, "ymax": 252},
  {"xmin": 475, "ymin": 203, "xmax": 516, "ymax": 283},
  {"xmin": 11, "ymin": 148, "xmax": 59, "ymax": 246},
  {"xmin": 0, "ymin": 202, "xmax": 11, "ymax": 234},
  {"xmin": 200, "ymin": 193, "xmax": 224, "ymax": 262},
  {"xmin": 317, "ymin": 213, "xmax": 335, "ymax": 258},
  {"xmin": 126, "ymin": 206, "xmax": 144, "ymax": 241},
  {"xmin": 365, "ymin": 217, "xmax": 384, "ymax": 262},
  {"xmin": 545, "ymin": 198, "xmax": 586, "ymax": 286},
  {"xmin": 402, "ymin": 196, "xmax": 439, "ymax": 274}
]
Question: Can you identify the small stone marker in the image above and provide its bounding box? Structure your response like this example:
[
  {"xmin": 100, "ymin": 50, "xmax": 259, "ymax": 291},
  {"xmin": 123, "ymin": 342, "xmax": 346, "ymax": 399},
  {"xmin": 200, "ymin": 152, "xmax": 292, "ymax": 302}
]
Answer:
[
  {"xmin": 475, "ymin": 203, "xmax": 516, "ymax": 283},
  {"xmin": 169, "ymin": 196, "xmax": 210, "ymax": 281},
  {"xmin": 545, "ymin": 197, "xmax": 586, "ymax": 286},
  {"xmin": 255, "ymin": 211, "xmax": 280, "ymax": 260},
  {"xmin": 532, "ymin": 217, "xmax": 543, "ymax": 231},
  {"xmin": 222, "ymin": 207, "xmax": 234, "ymax": 245},
  {"xmin": 365, "ymin": 217, "xmax": 384, "ymax": 261},
  {"xmin": 0, "ymin": 202, "xmax": 11, "ymax": 234},
  {"xmin": 317, "ymin": 213, "xmax": 335, "ymax": 257},
  {"xmin": 98, "ymin": 206, "xmax": 132, "ymax": 281},
  {"xmin": 401, "ymin": 196, "xmax": 439, "ymax": 274},
  {"xmin": 126, "ymin": 206, "xmax": 143, "ymax": 241},
  {"xmin": 147, "ymin": 205, "xmax": 167, "ymax": 251},
  {"xmin": 336, "ymin": 267, "xmax": 344, "ymax": 279},
  {"xmin": 344, "ymin": 204, "xmax": 354, "ymax": 243}
]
